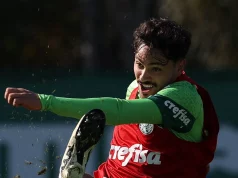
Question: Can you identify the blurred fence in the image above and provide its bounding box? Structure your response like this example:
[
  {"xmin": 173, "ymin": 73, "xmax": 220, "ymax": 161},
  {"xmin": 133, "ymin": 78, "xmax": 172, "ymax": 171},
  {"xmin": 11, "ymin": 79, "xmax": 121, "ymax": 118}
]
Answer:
[{"xmin": 0, "ymin": 71, "xmax": 238, "ymax": 178}]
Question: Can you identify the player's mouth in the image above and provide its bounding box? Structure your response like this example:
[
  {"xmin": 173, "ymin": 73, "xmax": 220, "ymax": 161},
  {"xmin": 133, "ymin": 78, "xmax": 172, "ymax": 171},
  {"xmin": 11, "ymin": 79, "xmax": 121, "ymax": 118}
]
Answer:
[{"xmin": 138, "ymin": 82, "xmax": 156, "ymax": 95}]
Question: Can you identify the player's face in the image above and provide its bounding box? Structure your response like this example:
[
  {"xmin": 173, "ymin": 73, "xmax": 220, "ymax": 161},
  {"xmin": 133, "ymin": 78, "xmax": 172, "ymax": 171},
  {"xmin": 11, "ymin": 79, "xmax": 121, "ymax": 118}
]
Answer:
[{"xmin": 134, "ymin": 45, "xmax": 184, "ymax": 98}]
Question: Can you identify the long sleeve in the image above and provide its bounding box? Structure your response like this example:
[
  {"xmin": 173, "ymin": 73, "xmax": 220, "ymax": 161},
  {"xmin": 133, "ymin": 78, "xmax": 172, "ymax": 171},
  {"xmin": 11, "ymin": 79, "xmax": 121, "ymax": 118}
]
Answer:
[
  {"xmin": 38, "ymin": 94, "xmax": 162, "ymax": 125},
  {"xmin": 38, "ymin": 80, "xmax": 204, "ymax": 142}
]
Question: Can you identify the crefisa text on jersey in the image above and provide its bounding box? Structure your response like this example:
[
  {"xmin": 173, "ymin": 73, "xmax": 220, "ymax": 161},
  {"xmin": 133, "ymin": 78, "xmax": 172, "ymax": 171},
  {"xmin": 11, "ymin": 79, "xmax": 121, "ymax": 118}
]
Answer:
[
  {"xmin": 164, "ymin": 100, "xmax": 191, "ymax": 126},
  {"xmin": 109, "ymin": 144, "xmax": 161, "ymax": 166}
]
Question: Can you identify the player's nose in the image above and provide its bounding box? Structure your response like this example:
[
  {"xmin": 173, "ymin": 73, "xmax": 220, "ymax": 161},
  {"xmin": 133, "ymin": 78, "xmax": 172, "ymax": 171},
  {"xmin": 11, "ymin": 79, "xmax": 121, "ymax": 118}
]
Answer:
[{"xmin": 139, "ymin": 69, "xmax": 152, "ymax": 82}]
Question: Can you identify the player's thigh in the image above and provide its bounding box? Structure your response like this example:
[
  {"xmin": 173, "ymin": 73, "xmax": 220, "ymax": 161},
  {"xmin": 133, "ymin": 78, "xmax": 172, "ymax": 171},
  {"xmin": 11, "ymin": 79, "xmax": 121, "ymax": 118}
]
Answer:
[{"xmin": 83, "ymin": 173, "xmax": 94, "ymax": 178}]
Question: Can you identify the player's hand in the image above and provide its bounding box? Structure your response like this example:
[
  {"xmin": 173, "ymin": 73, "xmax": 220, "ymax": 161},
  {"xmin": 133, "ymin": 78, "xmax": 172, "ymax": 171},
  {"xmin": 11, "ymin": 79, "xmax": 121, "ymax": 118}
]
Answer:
[{"xmin": 4, "ymin": 87, "xmax": 42, "ymax": 110}]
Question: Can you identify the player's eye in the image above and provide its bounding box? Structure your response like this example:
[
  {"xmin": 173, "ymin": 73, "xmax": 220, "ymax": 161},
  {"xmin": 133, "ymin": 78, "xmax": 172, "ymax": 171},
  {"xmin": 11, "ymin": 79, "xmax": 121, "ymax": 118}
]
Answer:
[
  {"xmin": 136, "ymin": 62, "xmax": 144, "ymax": 69},
  {"xmin": 152, "ymin": 67, "xmax": 161, "ymax": 72}
]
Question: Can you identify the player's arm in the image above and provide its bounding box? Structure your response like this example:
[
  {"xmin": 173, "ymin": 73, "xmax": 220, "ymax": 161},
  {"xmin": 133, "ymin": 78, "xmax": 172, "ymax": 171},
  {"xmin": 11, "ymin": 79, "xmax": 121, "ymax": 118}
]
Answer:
[
  {"xmin": 4, "ymin": 81, "xmax": 202, "ymax": 141},
  {"xmin": 39, "ymin": 94, "xmax": 161, "ymax": 126},
  {"xmin": 5, "ymin": 82, "xmax": 203, "ymax": 141},
  {"xmin": 39, "ymin": 81, "xmax": 201, "ymax": 132}
]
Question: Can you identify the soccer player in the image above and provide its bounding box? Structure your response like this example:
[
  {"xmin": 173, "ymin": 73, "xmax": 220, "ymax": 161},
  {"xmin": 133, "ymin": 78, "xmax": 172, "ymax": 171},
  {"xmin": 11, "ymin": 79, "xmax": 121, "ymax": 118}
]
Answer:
[{"xmin": 4, "ymin": 18, "xmax": 219, "ymax": 178}]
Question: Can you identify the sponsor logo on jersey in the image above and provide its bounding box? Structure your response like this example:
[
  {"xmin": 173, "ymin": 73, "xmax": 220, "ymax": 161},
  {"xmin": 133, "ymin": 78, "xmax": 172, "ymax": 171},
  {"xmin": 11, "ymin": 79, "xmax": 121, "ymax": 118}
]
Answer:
[
  {"xmin": 139, "ymin": 123, "xmax": 154, "ymax": 135},
  {"xmin": 109, "ymin": 144, "xmax": 161, "ymax": 166},
  {"xmin": 164, "ymin": 100, "xmax": 191, "ymax": 126}
]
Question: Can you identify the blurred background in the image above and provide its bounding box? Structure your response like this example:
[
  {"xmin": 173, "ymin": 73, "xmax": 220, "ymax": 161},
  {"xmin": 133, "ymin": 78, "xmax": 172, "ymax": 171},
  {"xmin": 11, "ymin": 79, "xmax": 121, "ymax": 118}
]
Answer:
[{"xmin": 0, "ymin": 0, "xmax": 238, "ymax": 177}]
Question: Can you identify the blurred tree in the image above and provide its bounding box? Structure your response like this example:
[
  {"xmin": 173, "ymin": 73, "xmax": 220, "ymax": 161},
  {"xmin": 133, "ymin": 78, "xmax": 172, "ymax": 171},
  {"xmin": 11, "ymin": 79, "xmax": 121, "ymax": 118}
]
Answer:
[
  {"xmin": 103, "ymin": 0, "xmax": 158, "ymax": 71},
  {"xmin": 78, "ymin": 0, "xmax": 158, "ymax": 72},
  {"xmin": 1, "ymin": 0, "xmax": 237, "ymax": 71},
  {"xmin": 0, "ymin": 0, "xmax": 80, "ymax": 70},
  {"xmin": 158, "ymin": 0, "xmax": 238, "ymax": 70}
]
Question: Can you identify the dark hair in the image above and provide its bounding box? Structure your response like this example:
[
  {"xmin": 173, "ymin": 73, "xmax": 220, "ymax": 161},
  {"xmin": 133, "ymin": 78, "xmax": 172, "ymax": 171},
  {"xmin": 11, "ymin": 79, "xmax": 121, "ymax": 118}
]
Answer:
[{"xmin": 133, "ymin": 17, "xmax": 191, "ymax": 61}]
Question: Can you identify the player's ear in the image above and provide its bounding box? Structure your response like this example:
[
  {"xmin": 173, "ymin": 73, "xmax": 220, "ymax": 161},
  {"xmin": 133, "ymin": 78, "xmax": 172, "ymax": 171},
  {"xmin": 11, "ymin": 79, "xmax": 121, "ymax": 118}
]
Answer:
[{"xmin": 177, "ymin": 59, "xmax": 186, "ymax": 73}]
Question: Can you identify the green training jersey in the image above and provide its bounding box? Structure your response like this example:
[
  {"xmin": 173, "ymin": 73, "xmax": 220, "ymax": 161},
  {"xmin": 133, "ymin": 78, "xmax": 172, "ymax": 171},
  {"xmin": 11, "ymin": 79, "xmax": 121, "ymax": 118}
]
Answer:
[
  {"xmin": 125, "ymin": 80, "xmax": 204, "ymax": 142},
  {"xmin": 38, "ymin": 80, "xmax": 204, "ymax": 142}
]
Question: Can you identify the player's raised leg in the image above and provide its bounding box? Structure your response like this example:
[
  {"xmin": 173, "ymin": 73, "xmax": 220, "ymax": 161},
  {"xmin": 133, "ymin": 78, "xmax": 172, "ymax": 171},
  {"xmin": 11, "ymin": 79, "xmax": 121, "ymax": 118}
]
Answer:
[{"xmin": 59, "ymin": 109, "xmax": 106, "ymax": 178}]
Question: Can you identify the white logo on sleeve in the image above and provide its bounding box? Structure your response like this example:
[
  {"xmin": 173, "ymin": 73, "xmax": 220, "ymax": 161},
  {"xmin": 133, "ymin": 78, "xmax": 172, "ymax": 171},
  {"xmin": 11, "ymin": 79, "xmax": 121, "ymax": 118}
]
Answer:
[
  {"xmin": 109, "ymin": 144, "xmax": 161, "ymax": 166},
  {"xmin": 164, "ymin": 100, "xmax": 191, "ymax": 126},
  {"xmin": 139, "ymin": 123, "xmax": 154, "ymax": 135}
]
